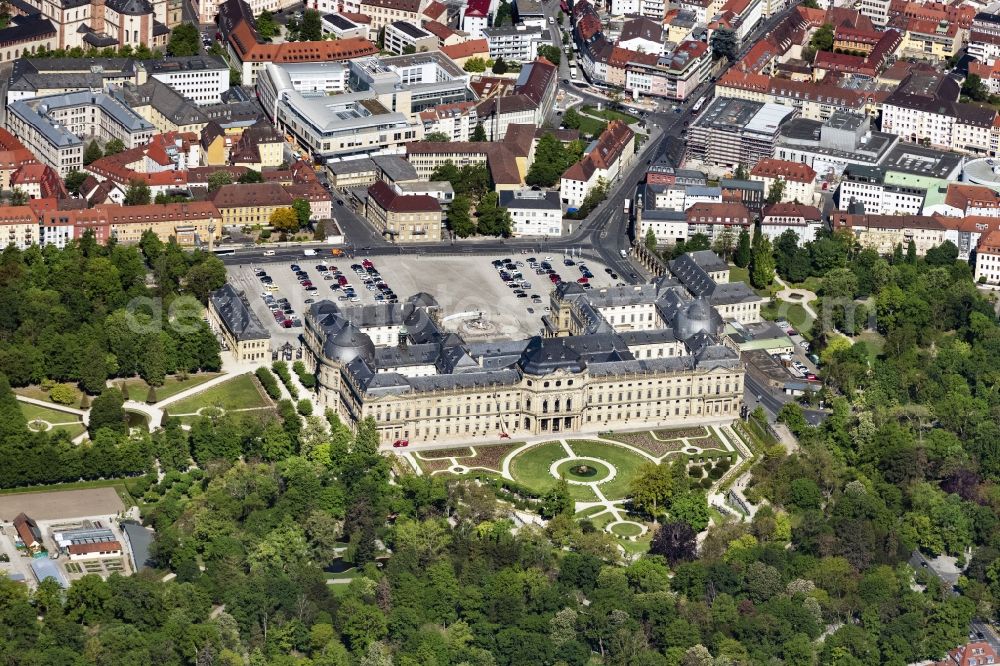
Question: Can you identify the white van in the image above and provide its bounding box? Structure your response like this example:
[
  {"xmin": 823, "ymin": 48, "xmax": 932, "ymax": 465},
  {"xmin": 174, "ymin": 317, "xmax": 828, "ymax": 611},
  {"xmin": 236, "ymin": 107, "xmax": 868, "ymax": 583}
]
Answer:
[
  {"xmin": 263, "ymin": 249, "xmax": 275, "ymax": 256},
  {"xmin": 303, "ymin": 249, "xmax": 317, "ymax": 256}
]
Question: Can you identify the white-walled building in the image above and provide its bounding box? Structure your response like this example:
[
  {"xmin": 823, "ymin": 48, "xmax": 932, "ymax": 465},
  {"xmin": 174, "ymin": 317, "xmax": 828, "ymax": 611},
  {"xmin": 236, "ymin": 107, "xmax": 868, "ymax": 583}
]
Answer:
[
  {"xmin": 750, "ymin": 158, "xmax": 816, "ymax": 204},
  {"xmin": 760, "ymin": 202, "xmax": 823, "ymax": 244},
  {"xmin": 384, "ymin": 21, "xmax": 438, "ymax": 55},
  {"xmin": 560, "ymin": 120, "xmax": 635, "ymax": 209},
  {"xmin": 837, "ymin": 165, "xmax": 925, "ymax": 216},
  {"xmin": 483, "ymin": 24, "xmax": 546, "ymax": 63},
  {"xmin": 974, "ymin": 229, "xmax": 1000, "ymax": 285},
  {"xmin": 499, "ymin": 189, "xmax": 563, "ymax": 236}
]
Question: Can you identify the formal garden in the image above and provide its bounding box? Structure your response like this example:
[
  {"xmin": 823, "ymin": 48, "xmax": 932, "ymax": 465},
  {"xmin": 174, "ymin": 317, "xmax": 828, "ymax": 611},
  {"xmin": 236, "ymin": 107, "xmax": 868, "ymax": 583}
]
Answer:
[{"xmin": 407, "ymin": 425, "xmax": 744, "ymax": 553}]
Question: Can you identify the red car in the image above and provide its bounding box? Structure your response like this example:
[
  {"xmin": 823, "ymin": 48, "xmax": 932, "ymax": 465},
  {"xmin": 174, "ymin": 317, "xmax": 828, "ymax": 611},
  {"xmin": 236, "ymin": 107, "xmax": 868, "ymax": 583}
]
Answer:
[
  {"xmin": 362, "ymin": 260, "xmax": 374, "ymax": 269},
  {"xmin": 392, "ymin": 439, "xmax": 409, "ymax": 448},
  {"xmin": 549, "ymin": 274, "xmax": 561, "ymax": 283},
  {"xmin": 577, "ymin": 277, "xmax": 589, "ymax": 284},
  {"xmin": 282, "ymin": 319, "xmax": 293, "ymax": 328},
  {"xmin": 337, "ymin": 275, "xmax": 348, "ymax": 285}
]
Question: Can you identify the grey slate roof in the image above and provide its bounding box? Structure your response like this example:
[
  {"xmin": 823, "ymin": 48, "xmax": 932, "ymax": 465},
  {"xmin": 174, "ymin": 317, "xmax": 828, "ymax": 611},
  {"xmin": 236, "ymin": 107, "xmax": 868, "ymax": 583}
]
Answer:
[{"xmin": 210, "ymin": 284, "xmax": 270, "ymax": 341}]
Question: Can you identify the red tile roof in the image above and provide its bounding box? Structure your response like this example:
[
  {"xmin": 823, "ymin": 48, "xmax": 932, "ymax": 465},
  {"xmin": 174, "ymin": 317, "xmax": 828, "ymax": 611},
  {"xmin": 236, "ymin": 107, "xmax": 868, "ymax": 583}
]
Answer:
[
  {"xmin": 441, "ymin": 39, "xmax": 489, "ymax": 59},
  {"xmin": 368, "ymin": 180, "xmax": 440, "ymax": 213},
  {"xmin": 68, "ymin": 541, "xmax": 122, "ymax": 555},
  {"xmin": 685, "ymin": 201, "xmax": 751, "ymax": 224},
  {"xmin": 762, "ymin": 202, "xmax": 822, "ymax": 221},
  {"xmin": 589, "ymin": 120, "xmax": 634, "ymax": 170},
  {"xmin": 944, "ymin": 183, "xmax": 1000, "ymax": 211},
  {"xmin": 751, "ymin": 158, "xmax": 817, "ymax": 183},
  {"xmin": 422, "ymin": 19, "xmax": 456, "ymax": 41}
]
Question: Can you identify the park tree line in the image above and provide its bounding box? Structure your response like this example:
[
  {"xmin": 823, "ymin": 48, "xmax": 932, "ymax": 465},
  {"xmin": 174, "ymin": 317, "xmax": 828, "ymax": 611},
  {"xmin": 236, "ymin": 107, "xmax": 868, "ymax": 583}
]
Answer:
[
  {"xmin": 0, "ymin": 233, "xmax": 223, "ymax": 393},
  {"xmin": 430, "ymin": 161, "xmax": 513, "ymax": 238}
]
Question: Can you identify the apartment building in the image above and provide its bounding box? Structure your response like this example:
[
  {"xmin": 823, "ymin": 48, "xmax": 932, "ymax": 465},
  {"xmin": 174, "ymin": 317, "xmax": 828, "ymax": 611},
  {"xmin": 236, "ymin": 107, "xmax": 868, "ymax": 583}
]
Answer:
[
  {"xmin": 360, "ymin": 0, "xmax": 428, "ymax": 34},
  {"xmin": 974, "ymin": 230, "xmax": 1000, "ymax": 285},
  {"xmin": 143, "ymin": 57, "xmax": 229, "ymax": 105},
  {"xmin": 760, "ymin": 202, "xmax": 823, "ymax": 243},
  {"xmin": 750, "ymin": 158, "xmax": 816, "ymax": 204},
  {"xmin": 6, "ymin": 91, "xmax": 155, "ymax": 176},
  {"xmin": 483, "ymin": 24, "xmax": 546, "ymax": 63},
  {"xmin": 418, "ymin": 102, "xmax": 479, "ymax": 142},
  {"xmin": 838, "ymin": 165, "xmax": 925, "ymax": 215},
  {"xmin": 684, "ymin": 202, "xmax": 752, "ymax": 240},
  {"xmin": 831, "ymin": 212, "xmax": 946, "ymax": 254},
  {"xmin": 881, "ymin": 71, "xmax": 997, "ymax": 154},
  {"xmin": 499, "ymin": 189, "xmax": 563, "ymax": 236},
  {"xmin": 384, "ymin": 21, "xmax": 437, "ymax": 55},
  {"xmin": 560, "ymin": 120, "xmax": 635, "ymax": 208},
  {"xmin": 0, "ymin": 206, "xmax": 38, "ymax": 250},
  {"xmin": 625, "ymin": 40, "xmax": 711, "ymax": 100},
  {"xmin": 210, "ymin": 182, "xmax": 294, "ymax": 226},
  {"xmin": 365, "ymin": 180, "xmax": 442, "ymax": 242},
  {"xmin": 773, "ymin": 112, "xmax": 898, "ymax": 178}
]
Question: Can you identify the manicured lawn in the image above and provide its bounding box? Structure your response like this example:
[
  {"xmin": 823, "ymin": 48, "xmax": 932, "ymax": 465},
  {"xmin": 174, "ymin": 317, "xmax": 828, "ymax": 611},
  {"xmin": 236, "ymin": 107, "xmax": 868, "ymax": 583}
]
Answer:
[
  {"xmin": 566, "ymin": 440, "xmax": 648, "ymax": 501},
  {"xmin": 14, "ymin": 385, "xmax": 84, "ymax": 408},
  {"xmin": 729, "ymin": 265, "xmax": 750, "ymax": 285},
  {"xmin": 509, "ymin": 441, "xmax": 566, "ymax": 493},
  {"xmin": 573, "ymin": 115, "xmax": 607, "ymax": 138},
  {"xmin": 582, "ymin": 104, "xmax": 639, "ymax": 124},
  {"xmin": 118, "ymin": 373, "xmax": 221, "ymax": 403},
  {"xmin": 20, "ymin": 403, "xmax": 86, "ymax": 438},
  {"xmin": 610, "ymin": 522, "xmax": 643, "ymax": 538},
  {"xmin": 762, "ymin": 300, "xmax": 814, "ymax": 337},
  {"xmin": 167, "ymin": 374, "xmax": 269, "ymax": 414}
]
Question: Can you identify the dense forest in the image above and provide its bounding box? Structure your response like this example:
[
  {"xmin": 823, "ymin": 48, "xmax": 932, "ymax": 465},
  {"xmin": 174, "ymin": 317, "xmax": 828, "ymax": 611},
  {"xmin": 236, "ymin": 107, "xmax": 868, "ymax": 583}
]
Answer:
[
  {"xmin": 0, "ymin": 231, "xmax": 224, "ymax": 393},
  {"xmin": 0, "ymin": 233, "xmax": 223, "ymax": 488},
  {"xmin": 0, "ymin": 235, "xmax": 999, "ymax": 665}
]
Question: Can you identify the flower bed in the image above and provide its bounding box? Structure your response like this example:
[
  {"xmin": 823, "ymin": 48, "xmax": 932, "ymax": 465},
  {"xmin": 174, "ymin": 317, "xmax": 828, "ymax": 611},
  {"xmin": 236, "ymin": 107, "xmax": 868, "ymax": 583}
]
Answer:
[
  {"xmin": 419, "ymin": 447, "xmax": 475, "ymax": 460},
  {"xmin": 468, "ymin": 443, "xmax": 520, "ymax": 472},
  {"xmin": 651, "ymin": 426, "xmax": 709, "ymax": 440},
  {"xmin": 603, "ymin": 431, "xmax": 686, "ymax": 458}
]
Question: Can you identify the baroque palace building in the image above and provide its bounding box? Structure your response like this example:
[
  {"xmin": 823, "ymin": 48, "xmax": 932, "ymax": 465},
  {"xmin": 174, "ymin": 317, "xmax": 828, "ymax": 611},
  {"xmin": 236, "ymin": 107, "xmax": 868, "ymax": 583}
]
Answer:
[{"xmin": 304, "ymin": 262, "xmax": 746, "ymax": 447}]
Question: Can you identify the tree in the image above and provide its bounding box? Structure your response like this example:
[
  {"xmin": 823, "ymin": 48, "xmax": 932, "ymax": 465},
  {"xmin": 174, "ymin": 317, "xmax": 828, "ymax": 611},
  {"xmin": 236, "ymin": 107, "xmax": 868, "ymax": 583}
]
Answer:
[
  {"xmin": 734, "ymin": 228, "xmax": 752, "ymax": 268},
  {"xmin": 104, "ymin": 138, "xmax": 125, "ymax": 156},
  {"xmin": 962, "ymin": 73, "xmax": 989, "ymax": 102},
  {"xmin": 300, "ymin": 9, "xmax": 322, "ymax": 41},
  {"xmin": 650, "ymin": 521, "xmax": 696, "ymax": 565},
  {"xmin": 710, "ymin": 27, "xmax": 738, "ymax": 62},
  {"xmin": 256, "ymin": 10, "xmax": 277, "ymax": 39},
  {"xmin": 424, "ymin": 131, "xmax": 451, "ymax": 142},
  {"xmin": 669, "ymin": 492, "xmax": 710, "ymax": 531},
  {"xmin": 733, "ymin": 163, "xmax": 749, "ymax": 180},
  {"xmin": 712, "ymin": 228, "xmax": 735, "ymax": 261},
  {"xmin": 644, "ymin": 227, "xmax": 657, "ymax": 252},
  {"xmin": 537, "ymin": 44, "xmax": 561, "ymax": 65},
  {"xmin": 562, "ymin": 107, "xmax": 583, "ymax": 130},
  {"xmin": 229, "ymin": 68, "xmax": 241, "ymax": 86},
  {"xmin": 629, "ymin": 463, "xmax": 675, "ymax": 519},
  {"xmin": 811, "ymin": 23, "xmax": 834, "ymax": 52},
  {"xmin": 476, "ymin": 191, "xmax": 512, "ymax": 237},
  {"xmin": 492, "ymin": 57, "xmax": 508, "ymax": 74},
  {"xmin": 123, "ymin": 179, "xmax": 151, "ymax": 206},
  {"xmin": 541, "ymin": 479, "xmax": 573, "ymax": 518},
  {"xmin": 184, "ymin": 256, "xmax": 226, "ymax": 302},
  {"xmin": 448, "ymin": 194, "xmax": 475, "ymax": 238},
  {"xmin": 168, "ymin": 23, "xmax": 200, "ymax": 56},
  {"xmin": 238, "ymin": 169, "xmax": 264, "ymax": 184},
  {"xmin": 925, "ymin": 240, "xmax": 959, "ymax": 266},
  {"xmin": 766, "ymin": 177, "xmax": 786, "ymax": 204},
  {"xmin": 270, "ymin": 207, "xmax": 300, "ymax": 231},
  {"xmin": 463, "ymin": 57, "xmax": 487, "ymax": 73},
  {"xmin": 79, "ymin": 342, "xmax": 109, "ymax": 395},
  {"xmin": 64, "ymin": 169, "xmax": 88, "ymax": 195},
  {"xmin": 207, "ymin": 170, "xmax": 233, "ymax": 192},
  {"xmin": 84, "ymin": 140, "xmax": 103, "ymax": 165},
  {"xmin": 750, "ymin": 231, "xmax": 775, "ymax": 289},
  {"xmin": 527, "ymin": 133, "xmax": 573, "ymax": 187},
  {"xmin": 8, "ymin": 188, "xmax": 26, "ymax": 206},
  {"xmin": 89, "ymin": 387, "xmax": 126, "ymax": 436},
  {"xmin": 906, "ymin": 239, "xmax": 917, "ymax": 264},
  {"xmin": 471, "ymin": 123, "xmax": 487, "ymax": 141},
  {"xmin": 292, "ymin": 198, "xmax": 311, "ymax": 228}
]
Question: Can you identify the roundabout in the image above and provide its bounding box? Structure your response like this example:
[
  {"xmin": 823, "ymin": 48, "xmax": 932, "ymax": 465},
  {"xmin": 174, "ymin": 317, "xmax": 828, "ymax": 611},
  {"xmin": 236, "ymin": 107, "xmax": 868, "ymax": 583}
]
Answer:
[{"xmin": 551, "ymin": 457, "xmax": 616, "ymax": 485}]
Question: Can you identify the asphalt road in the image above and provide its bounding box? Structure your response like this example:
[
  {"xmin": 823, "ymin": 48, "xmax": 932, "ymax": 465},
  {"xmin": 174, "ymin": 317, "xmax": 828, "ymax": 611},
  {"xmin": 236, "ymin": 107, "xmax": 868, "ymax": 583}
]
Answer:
[{"xmin": 744, "ymin": 372, "xmax": 828, "ymax": 425}]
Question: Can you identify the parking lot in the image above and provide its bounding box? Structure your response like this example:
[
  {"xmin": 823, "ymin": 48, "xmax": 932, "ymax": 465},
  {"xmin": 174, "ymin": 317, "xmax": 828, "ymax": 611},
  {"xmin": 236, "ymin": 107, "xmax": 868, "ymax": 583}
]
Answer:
[{"xmin": 227, "ymin": 252, "xmax": 626, "ymax": 342}]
